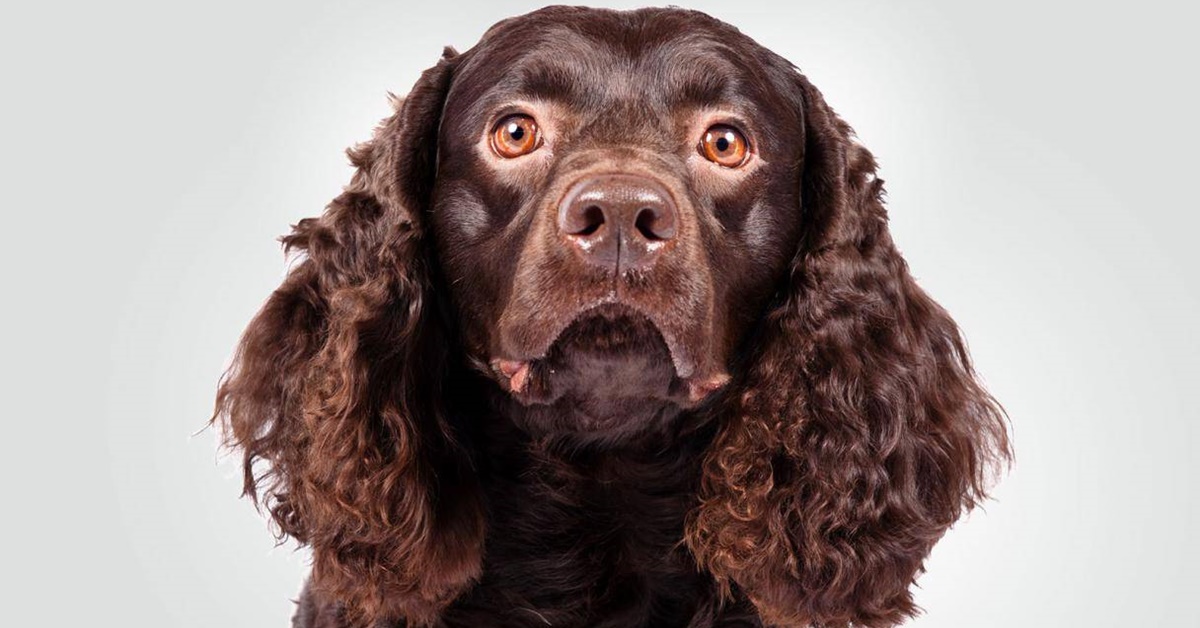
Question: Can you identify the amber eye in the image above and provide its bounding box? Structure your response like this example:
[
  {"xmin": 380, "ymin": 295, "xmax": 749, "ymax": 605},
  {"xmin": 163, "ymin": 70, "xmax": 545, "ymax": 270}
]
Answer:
[
  {"xmin": 699, "ymin": 124, "xmax": 749, "ymax": 167},
  {"xmin": 490, "ymin": 114, "xmax": 541, "ymax": 158}
]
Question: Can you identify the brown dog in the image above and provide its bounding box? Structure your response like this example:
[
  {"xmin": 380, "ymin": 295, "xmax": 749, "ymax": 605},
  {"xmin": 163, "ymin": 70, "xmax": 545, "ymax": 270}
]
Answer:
[{"xmin": 215, "ymin": 6, "xmax": 1010, "ymax": 627}]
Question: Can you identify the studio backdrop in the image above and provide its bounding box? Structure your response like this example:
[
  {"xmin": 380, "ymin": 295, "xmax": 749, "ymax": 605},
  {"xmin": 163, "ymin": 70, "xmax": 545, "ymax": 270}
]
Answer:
[{"xmin": 1, "ymin": 0, "xmax": 1196, "ymax": 626}]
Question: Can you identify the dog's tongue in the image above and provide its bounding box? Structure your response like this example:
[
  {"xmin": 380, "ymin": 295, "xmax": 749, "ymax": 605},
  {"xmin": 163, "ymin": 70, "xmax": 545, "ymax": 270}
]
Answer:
[{"xmin": 497, "ymin": 359, "xmax": 531, "ymax": 393}]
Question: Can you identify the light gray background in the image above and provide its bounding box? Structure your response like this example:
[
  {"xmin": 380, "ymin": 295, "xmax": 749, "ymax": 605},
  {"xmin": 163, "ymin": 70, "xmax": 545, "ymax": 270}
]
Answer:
[{"xmin": 2, "ymin": 0, "xmax": 1196, "ymax": 626}]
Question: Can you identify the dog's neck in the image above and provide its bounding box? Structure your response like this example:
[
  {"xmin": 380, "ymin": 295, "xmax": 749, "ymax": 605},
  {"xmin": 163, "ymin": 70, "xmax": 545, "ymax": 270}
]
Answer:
[
  {"xmin": 475, "ymin": 377, "xmax": 711, "ymax": 476},
  {"xmin": 433, "ymin": 371, "xmax": 745, "ymax": 624},
  {"xmin": 467, "ymin": 373, "xmax": 717, "ymax": 540}
]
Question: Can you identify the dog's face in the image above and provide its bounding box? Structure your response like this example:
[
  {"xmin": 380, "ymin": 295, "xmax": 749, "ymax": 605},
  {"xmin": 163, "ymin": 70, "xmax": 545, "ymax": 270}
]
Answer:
[{"xmin": 429, "ymin": 11, "xmax": 806, "ymax": 433}]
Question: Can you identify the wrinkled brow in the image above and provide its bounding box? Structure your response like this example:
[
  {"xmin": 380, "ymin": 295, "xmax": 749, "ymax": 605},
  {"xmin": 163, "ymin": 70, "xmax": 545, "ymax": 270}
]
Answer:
[{"xmin": 491, "ymin": 32, "xmax": 750, "ymax": 111}]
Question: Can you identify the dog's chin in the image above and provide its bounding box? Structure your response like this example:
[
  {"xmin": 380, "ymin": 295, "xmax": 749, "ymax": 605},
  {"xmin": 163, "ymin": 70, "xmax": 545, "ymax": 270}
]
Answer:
[
  {"xmin": 490, "ymin": 305, "xmax": 733, "ymax": 435},
  {"xmin": 496, "ymin": 304, "xmax": 680, "ymax": 406},
  {"xmin": 490, "ymin": 305, "xmax": 719, "ymax": 440}
]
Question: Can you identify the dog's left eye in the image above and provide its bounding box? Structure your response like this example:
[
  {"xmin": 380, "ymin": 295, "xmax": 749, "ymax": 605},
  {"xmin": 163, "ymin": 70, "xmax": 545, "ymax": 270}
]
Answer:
[
  {"xmin": 699, "ymin": 124, "xmax": 750, "ymax": 168},
  {"xmin": 491, "ymin": 114, "xmax": 542, "ymax": 158}
]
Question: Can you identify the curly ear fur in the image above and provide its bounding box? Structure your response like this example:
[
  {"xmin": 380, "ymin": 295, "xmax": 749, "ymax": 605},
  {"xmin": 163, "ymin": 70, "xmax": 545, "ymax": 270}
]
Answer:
[
  {"xmin": 213, "ymin": 51, "xmax": 484, "ymax": 626},
  {"xmin": 687, "ymin": 73, "xmax": 1012, "ymax": 627}
]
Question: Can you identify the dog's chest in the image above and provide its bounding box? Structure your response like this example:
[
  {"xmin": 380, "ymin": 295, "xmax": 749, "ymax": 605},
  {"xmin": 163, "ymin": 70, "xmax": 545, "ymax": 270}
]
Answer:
[{"xmin": 443, "ymin": 450, "xmax": 725, "ymax": 627}]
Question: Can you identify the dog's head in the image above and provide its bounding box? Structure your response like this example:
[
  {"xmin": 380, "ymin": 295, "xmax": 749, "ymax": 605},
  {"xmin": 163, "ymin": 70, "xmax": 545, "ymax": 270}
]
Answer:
[
  {"xmin": 430, "ymin": 8, "xmax": 808, "ymax": 436},
  {"xmin": 215, "ymin": 6, "xmax": 1009, "ymax": 626}
]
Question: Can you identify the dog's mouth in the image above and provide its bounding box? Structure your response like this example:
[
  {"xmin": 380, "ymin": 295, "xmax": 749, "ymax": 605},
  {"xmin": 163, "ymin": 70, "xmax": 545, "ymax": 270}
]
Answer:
[{"xmin": 491, "ymin": 303, "xmax": 729, "ymax": 407}]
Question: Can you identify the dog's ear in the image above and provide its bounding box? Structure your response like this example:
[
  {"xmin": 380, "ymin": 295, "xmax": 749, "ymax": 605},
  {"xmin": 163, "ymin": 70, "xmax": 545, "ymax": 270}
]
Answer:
[
  {"xmin": 213, "ymin": 50, "xmax": 484, "ymax": 626},
  {"xmin": 687, "ymin": 72, "xmax": 1011, "ymax": 627}
]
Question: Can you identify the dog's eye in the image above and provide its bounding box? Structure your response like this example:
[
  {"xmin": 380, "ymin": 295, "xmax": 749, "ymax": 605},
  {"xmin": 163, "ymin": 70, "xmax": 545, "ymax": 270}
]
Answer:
[
  {"xmin": 699, "ymin": 125, "xmax": 749, "ymax": 168},
  {"xmin": 491, "ymin": 114, "xmax": 542, "ymax": 158}
]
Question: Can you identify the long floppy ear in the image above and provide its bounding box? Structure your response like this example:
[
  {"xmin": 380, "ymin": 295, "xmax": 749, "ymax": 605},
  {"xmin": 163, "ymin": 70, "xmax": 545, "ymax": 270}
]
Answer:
[
  {"xmin": 213, "ymin": 50, "xmax": 483, "ymax": 626},
  {"xmin": 688, "ymin": 72, "xmax": 1011, "ymax": 627}
]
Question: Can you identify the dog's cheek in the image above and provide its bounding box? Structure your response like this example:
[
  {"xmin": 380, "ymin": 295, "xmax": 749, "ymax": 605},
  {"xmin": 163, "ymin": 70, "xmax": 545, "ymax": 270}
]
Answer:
[{"xmin": 697, "ymin": 192, "xmax": 801, "ymax": 359}]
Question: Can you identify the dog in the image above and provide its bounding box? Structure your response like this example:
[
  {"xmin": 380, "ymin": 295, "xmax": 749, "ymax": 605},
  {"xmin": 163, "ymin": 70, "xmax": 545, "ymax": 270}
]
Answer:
[{"xmin": 214, "ymin": 6, "xmax": 1010, "ymax": 627}]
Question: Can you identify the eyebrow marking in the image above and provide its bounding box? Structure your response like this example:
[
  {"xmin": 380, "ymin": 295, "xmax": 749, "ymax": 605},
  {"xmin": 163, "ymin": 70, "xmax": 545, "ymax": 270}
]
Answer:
[
  {"xmin": 510, "ymin": 60, "xmax": 593, "ymax": 103},
  {"xmin": 485, "ymin": 27, "xmax": 749, "ymax": 112}
]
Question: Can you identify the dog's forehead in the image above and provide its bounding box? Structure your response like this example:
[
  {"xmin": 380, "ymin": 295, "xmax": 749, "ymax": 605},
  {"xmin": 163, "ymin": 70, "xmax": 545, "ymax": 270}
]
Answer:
[{"xmin": 446, "ymin": 12, "xmax": 784, "ymax": 124}]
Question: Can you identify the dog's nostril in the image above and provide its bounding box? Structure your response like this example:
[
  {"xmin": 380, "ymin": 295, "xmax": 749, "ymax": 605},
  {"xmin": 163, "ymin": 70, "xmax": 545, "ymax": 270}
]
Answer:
[
  {"xmin": 575, "ymin": 205, "xmax": 605, "ymax": 237},
  {"xmin": 634, "ymin": 206, "xmax": 675, "ymax": 241},
  {"xmin": 634, "ymin": 208, "xmax": 659, "ymax": 241},
  {"xmin": 561, "ymin": 202, "xmax": 606, "ymax": 237}
]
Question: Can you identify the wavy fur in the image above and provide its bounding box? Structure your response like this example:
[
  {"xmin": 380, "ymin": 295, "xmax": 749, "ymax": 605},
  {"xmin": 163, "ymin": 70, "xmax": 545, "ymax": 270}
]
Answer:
[
  {"xmin": 685, "ymin": 74, "xmax": 1010, "ymax": 627},
  {"xmin": 213, "ymin": 52, "xmax": 485, "ymax": 626}
]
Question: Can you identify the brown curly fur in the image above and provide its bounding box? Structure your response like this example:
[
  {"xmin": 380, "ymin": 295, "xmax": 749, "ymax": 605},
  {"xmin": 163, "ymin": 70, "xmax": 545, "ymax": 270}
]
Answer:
[
  {"xmin": 213, "ymin": 6, "xmax": 1009, "ymax": 627},
  {"xmin": 215, "ymin": 59, "xmax": 486, "ymax": 625},
  {"xmin": 685, "ymin": 72, "xmax": 1010, "ymax": 627}
]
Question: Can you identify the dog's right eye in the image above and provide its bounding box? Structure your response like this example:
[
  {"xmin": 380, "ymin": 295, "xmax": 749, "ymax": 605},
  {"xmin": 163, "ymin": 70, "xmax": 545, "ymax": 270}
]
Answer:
[{"xmin": 491, "ymin": 114, "xmax": 542, "ymax": 158}]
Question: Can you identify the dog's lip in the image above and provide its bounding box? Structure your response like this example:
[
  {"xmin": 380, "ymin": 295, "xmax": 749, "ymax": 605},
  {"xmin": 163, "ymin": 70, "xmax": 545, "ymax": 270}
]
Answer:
[
  {"xmin": 490, "ymin": 301, "xmax": 733, "ymax": 405},
  {"xmin": 495, "ymin": 358, "xmax": 533, "ymax": 393},
  {"xmin": 498, "ymin": 298, "xmax": 697, "ymax": 379}
]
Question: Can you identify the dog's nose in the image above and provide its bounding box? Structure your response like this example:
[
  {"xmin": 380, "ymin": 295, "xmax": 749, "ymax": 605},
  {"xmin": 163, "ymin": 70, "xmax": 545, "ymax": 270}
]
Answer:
[{"xmin": 557, "ymin": 174, "xmax": 677, "ymax": 270}]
